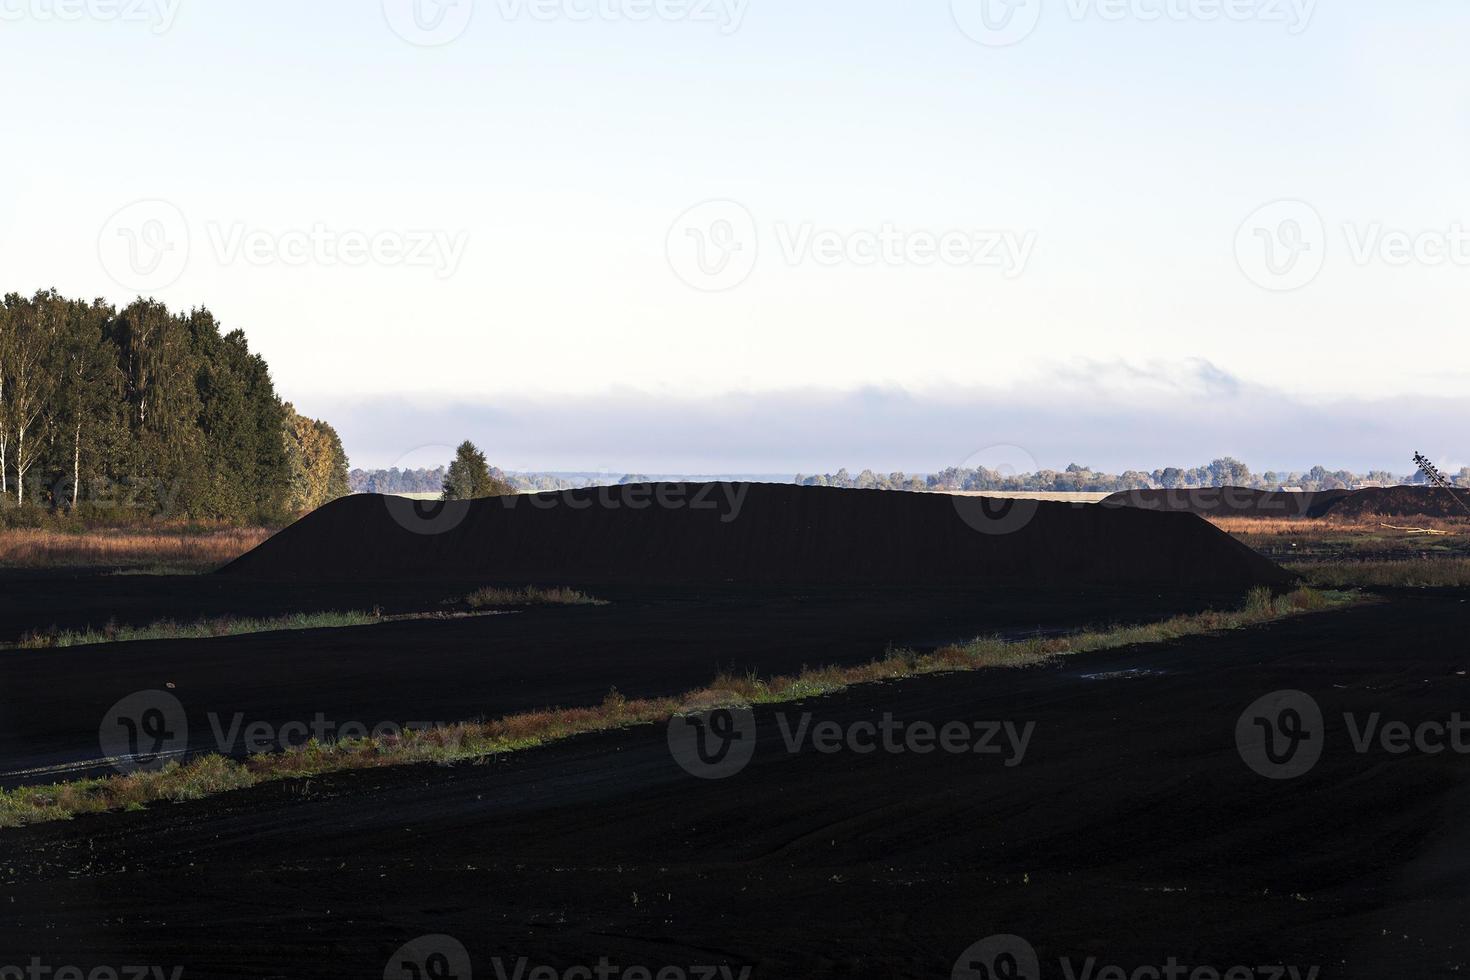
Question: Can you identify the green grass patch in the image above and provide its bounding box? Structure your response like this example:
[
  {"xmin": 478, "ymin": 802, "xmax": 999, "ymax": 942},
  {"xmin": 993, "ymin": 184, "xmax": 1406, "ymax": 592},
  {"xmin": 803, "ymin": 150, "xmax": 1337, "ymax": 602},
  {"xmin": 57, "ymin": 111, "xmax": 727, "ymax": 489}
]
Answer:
[
  {"xmin": 13, "ymin": 609, "xmax": 385, "ymax": 649},
  {"xmin": 1289, "ymin": 559, "xmax": 1470, "ymax": 589},
  {"xmin": 0, "ymin": 587, "xmax": 1353, "ymax": 829},
  {"xmin": 464, "ymin": 586, "xmax": 607, "ymax": 609}
]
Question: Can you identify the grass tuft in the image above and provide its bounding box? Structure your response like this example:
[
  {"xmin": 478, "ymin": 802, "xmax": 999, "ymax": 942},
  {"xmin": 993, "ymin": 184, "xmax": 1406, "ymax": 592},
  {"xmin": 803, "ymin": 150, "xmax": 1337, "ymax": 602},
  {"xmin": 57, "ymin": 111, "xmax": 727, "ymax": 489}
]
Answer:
[
  {"xmin": 464, "ymin": 586, "xmax": 607, "ymax": 609},
  {"xmin": 13, "ymin": 609, "xmax": 384, "ymax": 649}
]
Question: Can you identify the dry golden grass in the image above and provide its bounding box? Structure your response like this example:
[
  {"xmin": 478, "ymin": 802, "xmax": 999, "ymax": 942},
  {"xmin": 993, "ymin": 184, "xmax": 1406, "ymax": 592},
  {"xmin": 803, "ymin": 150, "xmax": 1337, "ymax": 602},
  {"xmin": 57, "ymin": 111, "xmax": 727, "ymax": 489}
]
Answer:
[
  {"xmin": 0, "ymin": 586, "xmax": 1354, "ymax": 829},
  {"xmin": 0, "ymin": 528, "xmax": 272, "ymax": 570},
  {"xmin": 1290, "ymin": 559, "xmax": 1470, "ymax": 588}
]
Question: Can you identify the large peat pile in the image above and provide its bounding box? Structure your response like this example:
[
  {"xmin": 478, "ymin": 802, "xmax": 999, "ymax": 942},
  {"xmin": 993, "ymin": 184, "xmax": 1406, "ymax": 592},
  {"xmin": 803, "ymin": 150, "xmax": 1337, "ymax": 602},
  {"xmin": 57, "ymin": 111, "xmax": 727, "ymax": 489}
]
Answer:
[
  {"xmin": 1319, "ymin": 486, "xmax": 1470, "ymax": 521},
  {"xmin": 1101, "ymin": 488, "xmax": 1351, "ymax": 519},
  {"xmin": 222, "ymin": 484, "xmax": 1291, "ymax": 589}
]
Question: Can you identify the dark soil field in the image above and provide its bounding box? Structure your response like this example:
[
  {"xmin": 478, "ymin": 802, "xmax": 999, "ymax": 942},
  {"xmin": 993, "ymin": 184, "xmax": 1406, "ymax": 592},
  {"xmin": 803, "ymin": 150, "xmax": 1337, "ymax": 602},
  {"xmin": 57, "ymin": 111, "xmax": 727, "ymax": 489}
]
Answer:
[
  {"xmin": 4, "ymin": 592, "xmax": 1470, "ymax": 978},
  {"xmin": 0, "ymin": 577, "xmax": 1245, "ymax": 787},
  {"xmin": 2, "ymin": 487, "xmax": 1466, "ymax": 979}
]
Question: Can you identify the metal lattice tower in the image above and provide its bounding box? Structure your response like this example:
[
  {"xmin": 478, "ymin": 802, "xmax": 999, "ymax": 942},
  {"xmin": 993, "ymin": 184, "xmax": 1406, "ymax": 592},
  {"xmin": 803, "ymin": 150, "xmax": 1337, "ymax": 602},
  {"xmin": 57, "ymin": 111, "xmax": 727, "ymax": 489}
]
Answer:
[{"xmin": 1413, "ymin": 452, "xmax": 1470, "ymax": 517}]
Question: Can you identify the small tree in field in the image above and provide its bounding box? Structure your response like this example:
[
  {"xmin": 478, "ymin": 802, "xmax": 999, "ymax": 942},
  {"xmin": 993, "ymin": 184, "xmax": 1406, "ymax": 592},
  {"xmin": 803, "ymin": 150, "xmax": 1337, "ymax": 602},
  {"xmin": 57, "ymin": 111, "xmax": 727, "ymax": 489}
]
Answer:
[{"xmin": 442, "ymin": 440, "xmax": 513, "ymax": 500}]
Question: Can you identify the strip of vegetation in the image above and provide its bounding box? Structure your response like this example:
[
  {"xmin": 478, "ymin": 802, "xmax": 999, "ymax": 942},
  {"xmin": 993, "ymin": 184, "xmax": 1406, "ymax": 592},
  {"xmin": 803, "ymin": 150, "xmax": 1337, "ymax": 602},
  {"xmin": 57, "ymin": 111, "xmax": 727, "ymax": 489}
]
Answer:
[
  {"xmin": 465, "ymin": 586, "xmax": 607, "ymax": 608},
  {"xmin": 1289, "ymin": 559, "xmax": 1470, "ymax": 589},
  {"xmin": 13, "ymin": 609, "xmax": 385, "ymax": 649},
  {"xmin": 0, "ymin": 587, "xmax": 1352, "ymax": 828},
  {"xmin": 0, "ymin": 527, "xmax": 274, "ymax": 570},
  {"xmin": 8, "ymin": 592, "xmax": 579, "ymax": 649}
]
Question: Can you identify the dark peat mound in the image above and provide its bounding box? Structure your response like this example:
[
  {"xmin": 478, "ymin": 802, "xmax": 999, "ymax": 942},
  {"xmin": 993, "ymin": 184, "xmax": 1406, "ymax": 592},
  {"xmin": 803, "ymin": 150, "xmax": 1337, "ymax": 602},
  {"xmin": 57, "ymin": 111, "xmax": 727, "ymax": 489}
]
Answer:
[
  {"xmin": 1101, "ymin": 487, "xmax": 1351, "ymax": 520},
  {"xmin": 1319, "ymin": 486, "xmax": 1470, "ymax": 521},
  {"xmin": 222, "ymin": 483, "xmax": 1292, "ymax": 589}
]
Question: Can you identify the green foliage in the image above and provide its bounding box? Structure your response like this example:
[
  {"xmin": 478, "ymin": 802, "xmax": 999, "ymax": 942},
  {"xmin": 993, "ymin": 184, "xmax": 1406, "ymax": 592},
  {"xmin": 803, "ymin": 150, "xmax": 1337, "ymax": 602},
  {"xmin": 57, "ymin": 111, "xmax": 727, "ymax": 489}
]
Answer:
[
  {"xmin": 442, "ymin": 440, "xmax": 513, "ymax": 500},
  {"xmin": 0, "ymin": 289, "xmax": 338, "ymax": 523},
  {"xmin": 281, "ymin": 402, "xmax": 350, "ymax": 513}
]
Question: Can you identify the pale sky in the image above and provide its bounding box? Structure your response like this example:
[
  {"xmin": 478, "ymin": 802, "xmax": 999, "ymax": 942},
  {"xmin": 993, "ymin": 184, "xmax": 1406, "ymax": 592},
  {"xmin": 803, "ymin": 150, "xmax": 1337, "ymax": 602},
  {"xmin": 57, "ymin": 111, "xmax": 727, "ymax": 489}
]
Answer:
[{"xmin": 2, "ymin": 0, "xmax": 1467, "ymax": 471}]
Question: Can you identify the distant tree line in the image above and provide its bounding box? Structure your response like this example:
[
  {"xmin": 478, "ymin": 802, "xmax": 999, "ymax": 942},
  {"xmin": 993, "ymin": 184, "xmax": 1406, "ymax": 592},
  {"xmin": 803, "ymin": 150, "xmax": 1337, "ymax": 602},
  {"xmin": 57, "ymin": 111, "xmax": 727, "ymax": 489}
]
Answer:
[
  {"xmin": 0, "ymin": 289, "xmax": 347, "ymax": 523},
  {"xmin": 351, "ymin": 465, "xmax": 593, "ymax": 495},
  {"xmin": 354, "ymin": 457, "xmax": 1430, "ymax": 498},
  {"xmin": 797, "ymin": 459, "xmax": 1413, "ymax": 494}
]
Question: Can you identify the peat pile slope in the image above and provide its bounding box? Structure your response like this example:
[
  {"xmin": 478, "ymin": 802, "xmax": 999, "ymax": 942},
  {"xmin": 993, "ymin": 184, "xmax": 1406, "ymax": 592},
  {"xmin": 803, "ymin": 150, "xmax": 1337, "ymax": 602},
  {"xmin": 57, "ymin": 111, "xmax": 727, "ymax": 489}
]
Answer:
[
  {"xmin": 1322, "ymin": 486, "xmax": 1470, "ymax": 520},
  {"xmin": 1101, "ymin": 487, "xmax": 1350, "ymax": 519},
  {"xmin": 223, "ymin": 484, "xmax": 1290, "ymax": 589}
]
